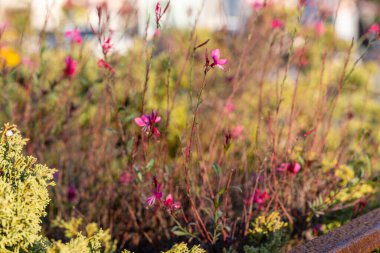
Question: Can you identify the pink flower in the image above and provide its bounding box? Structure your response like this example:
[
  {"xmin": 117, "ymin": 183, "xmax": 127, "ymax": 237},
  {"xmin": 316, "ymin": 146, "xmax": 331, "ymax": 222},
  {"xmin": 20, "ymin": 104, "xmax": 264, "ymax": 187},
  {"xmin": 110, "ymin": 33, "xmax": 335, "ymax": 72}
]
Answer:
[
  {"xmin": 155, "ymin": 2, "xmax": 161, "ymax": 22},
  {"xmin": 154, "ymin": 28, "xmax": 161, "ymax": 37},
  {"xmin": 97, "ymin": 59, "xmax": 115, "ymax": 74},
  {"xmin": 277, "ymin": 162, "xmax": 301, "ymax": 175},
  {"xmin": 288, "ymin": 163, "xmax": 301, "ymax": 174},
  {"xmin": 231, "ymin": 125, "xmax": 243, "ymax": 139},
  {"xmin": 22, "ymin": 57, "xmax": 38, "ymax": 70},
  {"xmin": 253, "ymin": 189, "xmax": 269, "ymax": 204},
  {"xmin": 146, "ymin": 177, "xmax": 163, "ymax": 206},
  {"xmin": 134, "ymin": 110, "xmax": 161, "ymax": 137},
  {"xmin": 164, "ymin": 194, "xmax": 181, "ymax": 212},
  {"xmin": 0, "ymin": 22, "xmax": 8, "ymax": 36},
  {"xmin": 224, "ymin": 101, "xmax": 235, "ymax": 113},
  {"xmin": 272, "ymin": 19, "xmax": 284, "ymax": 29},
  {"xmin": 101, "ymin": 36, "xmax": 112, "ymax": 56},
  {"xmin": 65, "ymin": 29, "xmax": 82, "ymax": 44},
  {"xmin": 155, "ymin": 1, "xmax": 170, "ymax": 28},
  {"xmin": 368, "ymin": 23, "xmax": 380, "ymax": 39},
  {"xmin": 252, "ymin": 1, "xmax": 263, "ymax": 11},
  {"xmin": 368, "ymin": 23, "xmax": 380, "ymax": 34},
  {"xmin": 119, "ymin": 171, "xmax": 133, "ymax": 185},
  {"xmin": 249, "ymin": 189, "xmax": 269, "ymax": 210},
  {"xmin": 315, "ymin": 21, "xmax": 325, "ymax": 36},
  {"xmin": 64, "ymin": 56, "xmax": 77, "ymax": 78},
  {"xmin": 210, "ymin": 49, "xmax": 228, "ymax": 70}
]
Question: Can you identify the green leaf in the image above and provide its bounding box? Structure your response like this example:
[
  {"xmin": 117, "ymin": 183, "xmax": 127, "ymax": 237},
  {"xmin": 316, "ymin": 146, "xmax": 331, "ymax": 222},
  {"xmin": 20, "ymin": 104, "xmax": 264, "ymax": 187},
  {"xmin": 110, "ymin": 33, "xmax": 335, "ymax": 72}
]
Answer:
[
  {"xmin": 231, "ymin": 185, "xmax": 242, "ymax": 192},
  {"xmin": 365, "ymin": 155, "xmax": 372, "ymax": 177},
  {"xmin": 171, "ymin": 230, "xmax": 188, "ymax": 237},
  {"xmin": 212, "ymin": 162, "xmax": 221, "ymax": 177},
  {"xmin": 145, "ymin": 159, "xmax": 155, "ymax": 171},
  {"xmin": 218, "ymin": 188, "xmax": 226, "ymax": 197}
]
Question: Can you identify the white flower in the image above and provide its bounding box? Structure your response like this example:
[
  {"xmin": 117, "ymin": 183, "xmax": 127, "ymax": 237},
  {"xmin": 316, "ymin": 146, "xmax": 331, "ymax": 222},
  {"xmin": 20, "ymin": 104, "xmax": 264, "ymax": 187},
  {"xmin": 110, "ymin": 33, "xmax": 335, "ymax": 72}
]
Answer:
[{"xmin": 5, "ymin": 130, "xmax": 13, "ymax": 137}]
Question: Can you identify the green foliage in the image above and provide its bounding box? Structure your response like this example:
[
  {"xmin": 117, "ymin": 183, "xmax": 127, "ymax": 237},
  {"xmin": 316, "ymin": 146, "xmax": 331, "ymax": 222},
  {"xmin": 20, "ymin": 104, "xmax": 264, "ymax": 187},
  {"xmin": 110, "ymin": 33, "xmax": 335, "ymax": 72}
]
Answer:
[
  {"xmin": 163, "ymin": 242, "xmax": 206, "ymax": 253},
  {"xmin": 51, "ymin": 217, "xmax": 117, "ymax": 253},
  {"xmin": 0, "ymin": 123, "xmax": 56, "ymax": 252},
  {"xmin": 245, "ymin": 212, "xmax": 289, "ymax": 253},
  {"xmin": 47, "ymin": 232, "xmax": 106, "ymax": 253}
]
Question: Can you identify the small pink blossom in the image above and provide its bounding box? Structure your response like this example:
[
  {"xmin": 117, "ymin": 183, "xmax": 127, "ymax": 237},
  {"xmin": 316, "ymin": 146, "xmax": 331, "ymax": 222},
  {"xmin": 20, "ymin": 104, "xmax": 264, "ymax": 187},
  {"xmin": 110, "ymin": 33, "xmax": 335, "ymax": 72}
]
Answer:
[
  {"xmin": 146, "ymin": 177, "xmax": 163, "ymax": 206},
  {"xmin": 224, "ymin": 101, "xmax": 235, "ymax": 114},
  {"xmin": 368, "ymin": 23, "xmax": 380, "ymax": 34},
  {"xmin": 65, "ymin": 29, "xmax": 82, "ymax": 44},
  {"xmin": 119, "ymin": 171, "xmax": 133, "ymax": 185},
  {"xmin": 155, "ymin": 1, "xmax": 170, "ymax": 28},
  {"xmin": 368, "ymin": 23, "xmax": 380, "ymax": 39},
  {"xmin": 253, "ymin": 189, "xmax": 269, "ymax": 204},
  {"xmin": 207, "ymin": 48, "xmax": 227, "ymax": 70},
  {"xmin": 231, "ymin": 125, "xmax": 243, "ymax": 139},
  {"xmin": 164, "ymin": 194, "xmax": 181, "ymax": 212},
  {"xmin": 101, "ymin": 36, "xmax": 112, "ymax": 56},
  {"xmin": 134, "ymin": 110, "xmax": 161, "ymax": 137},
  {"xmin": 22, "ymin": 57, "xmax": 38, "ymax": 70},
  {"xmin": 272, "ymin": 19, "xmax": 284, "ymax": 29},
  {"xmin": 277, "ymin": 162, "xmax": 301, "ymax": 175},
  {"xmin": 247, "ymin": 189, "xmax": 269, "ymax": 210},
  {"xmin": 0, "ymin": 22, "xmax": 8, "ymax": 36},
  {"xmin": 64, "ymin": 56, "xmax": 77, "ymax": 78},
  {"xmin": 97, "ymin": 59, "xmax": 115, "ymax": 74},
  {"xmin": 252, "ymin": 1, "xmax": 263, "ymax": 11},
  {"xmin": 155, "ymin": 2, "xmax": 161, "ymax": 21},
  {"xmin": 315, "ymin": 21, "xmax": 325, "ymax": 36},
  {"xmin": 154, "ymin": 28, "xmax": 161, "ymax": 37}
]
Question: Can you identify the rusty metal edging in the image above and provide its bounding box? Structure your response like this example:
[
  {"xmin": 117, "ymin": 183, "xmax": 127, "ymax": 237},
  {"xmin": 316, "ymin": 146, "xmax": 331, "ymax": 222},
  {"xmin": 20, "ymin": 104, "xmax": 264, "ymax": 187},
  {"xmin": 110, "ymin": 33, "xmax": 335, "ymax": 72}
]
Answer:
[{"xmin": 290, "ymin": 208, "xmax": 380, "ymax": 253}]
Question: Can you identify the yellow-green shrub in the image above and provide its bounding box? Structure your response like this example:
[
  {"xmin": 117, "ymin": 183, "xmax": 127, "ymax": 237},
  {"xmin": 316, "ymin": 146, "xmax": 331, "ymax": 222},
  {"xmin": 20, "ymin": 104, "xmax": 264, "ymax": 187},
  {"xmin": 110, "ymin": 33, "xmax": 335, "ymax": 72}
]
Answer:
[{"xmin": 0, "ymin": 123, "xmax": 55, "ymax": 252}]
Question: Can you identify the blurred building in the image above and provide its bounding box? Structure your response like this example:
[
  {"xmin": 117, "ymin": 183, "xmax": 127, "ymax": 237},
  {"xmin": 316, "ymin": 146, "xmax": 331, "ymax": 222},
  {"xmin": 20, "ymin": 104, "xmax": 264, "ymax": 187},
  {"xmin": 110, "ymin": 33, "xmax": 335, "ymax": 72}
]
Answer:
[{"xmin": 0, "ymin": 0, "xmax": 378, "ymax": 41}]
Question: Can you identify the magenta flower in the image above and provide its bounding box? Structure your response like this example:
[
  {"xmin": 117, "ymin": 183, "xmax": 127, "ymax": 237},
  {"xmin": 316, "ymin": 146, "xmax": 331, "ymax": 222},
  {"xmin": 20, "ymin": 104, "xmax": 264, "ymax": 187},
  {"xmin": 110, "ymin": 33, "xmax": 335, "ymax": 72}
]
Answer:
[
  {"xmin": 368, "ymin": 23, "xmax": 380, "ymax": 34},
  {"xmin": 252, "ymin": 1, "xmax": 264, "ymax": 11},
  {"xmin": 65, "ymin": 29, "xmax": 82, "ymax": 44},
  {"xmin": 272, "ymin": 19, "xmax": 284, "ymax": 29},
  {"xmin": 277, "ymin": 162, "xmax": 301, "ymax": 175},
  {"xmin": 97, "ymin": 59, "xmax": 115, "ymax": 74},
  {"xmin": 64, "ymin": 56, "xmax": 77, "ymax": 78},
  {"xmin": 249, "ymin": 189, "xmax": 269, "ymax": 210},
  {"xmin": 101, "ymin": 36, "xmax": 112, "ymax": 56},
  {"xmin": 288, "ymin": 162, "xmax": 301, "ymax": 174},
  {"xmin": 315, "ymin": 21, "xmax": 325, "ymax": 36},
  {"xmin": 155, "ymin": 2, "xmax": 161, "ymax": 22},
  {"xmin": 368, "ymin": 23, "xmax": 380, "ymax": 39},
  {"xmin": 224, "ymin": 101, "xmax": 235, "ymax": 114},
  {"xmin": 134, "ymin": 110, "xmax": 161, "ymax": 137},
  {"xmin": 210, "ymin": 49, "xmax": 228, "ymax": 70},
  {"xmin": 164, "ymin": 194, "xmax": 181, "ymax": 212},
  {"xmin": 155, "ymin": 0, "xmax": 170, "ymax": 28},
  {"xmin": 119, "ymin": 171, "xmax": 133, "ymax": 185},
  {"xmin": 253, "ymin": 189, "xmax": 269, "ymax": 204},
  {"xmin": 146, "ymin": 177, "xmax": 163, "ymax": 206},
  {"xmin": 154, "ymin": 28, "xmax": 161, "ymax": 38},
  {"xmin": 231, "ymin": 125, "xmax": 244, "ymax": 139}
]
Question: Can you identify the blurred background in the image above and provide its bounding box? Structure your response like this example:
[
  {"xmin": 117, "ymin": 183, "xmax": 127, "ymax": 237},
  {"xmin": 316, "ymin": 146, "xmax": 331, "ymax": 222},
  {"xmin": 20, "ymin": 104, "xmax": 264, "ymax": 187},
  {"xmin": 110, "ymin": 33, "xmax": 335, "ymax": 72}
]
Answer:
[{"xmin": 0, "ymin": 0, "xmax": 379, "ymax": 54}]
